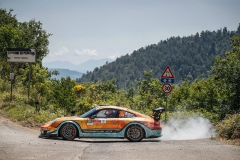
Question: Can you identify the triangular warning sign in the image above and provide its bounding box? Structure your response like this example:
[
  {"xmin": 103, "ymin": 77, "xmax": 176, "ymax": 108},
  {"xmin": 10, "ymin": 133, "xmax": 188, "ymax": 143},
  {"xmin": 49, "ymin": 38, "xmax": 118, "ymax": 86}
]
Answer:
[{"xmin": 161, "ymin": 66, "xmax": 174, "ymax": 78}]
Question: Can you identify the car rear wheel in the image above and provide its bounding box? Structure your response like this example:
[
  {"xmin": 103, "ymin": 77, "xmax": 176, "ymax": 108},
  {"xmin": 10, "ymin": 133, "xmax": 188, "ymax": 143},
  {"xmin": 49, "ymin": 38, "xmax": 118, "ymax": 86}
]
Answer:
[
  {"xmin": 126, "ymin": 125, "xmax": 144, "ymax": 142},
  {"xmin": 60, "ymin": 123, "xmax": 77, "ymax": 140}
]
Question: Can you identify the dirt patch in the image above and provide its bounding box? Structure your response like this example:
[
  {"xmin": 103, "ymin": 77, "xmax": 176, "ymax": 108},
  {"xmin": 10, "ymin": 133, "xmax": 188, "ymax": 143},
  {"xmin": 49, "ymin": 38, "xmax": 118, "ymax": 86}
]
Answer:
[{"xmin": 217, "ymin": 138, "xmax": 240, "ymax": 146}]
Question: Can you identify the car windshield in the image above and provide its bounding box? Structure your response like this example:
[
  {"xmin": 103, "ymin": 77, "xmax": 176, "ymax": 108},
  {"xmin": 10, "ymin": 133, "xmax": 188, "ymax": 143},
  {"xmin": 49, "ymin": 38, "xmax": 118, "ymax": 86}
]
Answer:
[{"xmin": 79, "ymin": 107, "xmax": 96, "ymax": 118}]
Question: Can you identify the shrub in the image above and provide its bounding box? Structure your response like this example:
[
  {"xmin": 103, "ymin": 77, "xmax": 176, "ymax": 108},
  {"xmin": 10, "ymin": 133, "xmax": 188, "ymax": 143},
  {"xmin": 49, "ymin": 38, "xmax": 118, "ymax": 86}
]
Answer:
[
  {"xmin": 0, "ymin": 79, "xmax": 10, "ymax": 92},
  {"xmin": 216, "ymin": 114, "xmax": 240, "ymax": 139}
]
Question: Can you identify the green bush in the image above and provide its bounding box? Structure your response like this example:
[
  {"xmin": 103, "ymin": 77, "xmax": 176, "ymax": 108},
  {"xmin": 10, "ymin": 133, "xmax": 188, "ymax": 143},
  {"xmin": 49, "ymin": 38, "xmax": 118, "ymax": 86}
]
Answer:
[
  {"xmin": 0, "ymin": 79, "xmax": 10, "ymax": 92},
  {"xmin": 216, "ymin": 114, "xmax": 240, "ymax": 139}
]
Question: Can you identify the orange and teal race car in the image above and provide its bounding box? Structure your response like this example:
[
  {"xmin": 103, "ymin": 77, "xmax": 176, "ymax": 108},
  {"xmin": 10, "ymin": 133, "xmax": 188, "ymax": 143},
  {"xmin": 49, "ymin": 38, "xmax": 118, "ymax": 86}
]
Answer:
[{"xmin": 39, "ymin": 105, "xmax": 165, "ymax": 142}]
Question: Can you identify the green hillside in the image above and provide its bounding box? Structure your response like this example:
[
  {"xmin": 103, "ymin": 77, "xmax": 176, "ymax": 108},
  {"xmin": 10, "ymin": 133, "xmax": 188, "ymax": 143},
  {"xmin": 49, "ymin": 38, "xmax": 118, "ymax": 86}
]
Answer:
[{"xmin": 78, "ymin": 26, "xmax": 238, "ymax": 89}]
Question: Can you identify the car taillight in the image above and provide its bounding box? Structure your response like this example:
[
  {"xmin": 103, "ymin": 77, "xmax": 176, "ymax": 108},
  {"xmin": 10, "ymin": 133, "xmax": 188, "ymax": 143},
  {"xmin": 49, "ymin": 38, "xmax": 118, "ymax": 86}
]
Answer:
[
  {"xmin": 144, "ymin": 121, "xmax": 162, "ymax": 129},
  {"xmin": 153, "ymin": 121, "xmax": 162, "ymax": 129}
]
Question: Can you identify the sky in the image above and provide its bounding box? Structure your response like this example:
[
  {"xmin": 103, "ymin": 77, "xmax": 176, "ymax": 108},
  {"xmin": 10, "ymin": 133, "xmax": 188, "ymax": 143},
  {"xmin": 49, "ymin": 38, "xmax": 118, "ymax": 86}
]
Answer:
[{"xmin": 1, "ymin": 0, "xmax": 240, "ymax": 65}]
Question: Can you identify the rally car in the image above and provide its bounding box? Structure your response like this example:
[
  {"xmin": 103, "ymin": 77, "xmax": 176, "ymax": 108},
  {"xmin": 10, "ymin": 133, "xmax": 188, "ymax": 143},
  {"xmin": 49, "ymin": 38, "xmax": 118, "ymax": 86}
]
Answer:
[{"xmin": 39, "ymin": 105, "xmax": 165, "ymax": 142}]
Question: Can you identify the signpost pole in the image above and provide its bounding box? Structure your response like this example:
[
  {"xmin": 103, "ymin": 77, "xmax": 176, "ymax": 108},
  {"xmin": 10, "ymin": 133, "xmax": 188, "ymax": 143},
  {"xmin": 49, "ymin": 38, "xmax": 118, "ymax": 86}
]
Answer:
[
  {"xmin": 10, "ymin": 78, "xmax": 13, "ymax": 102},
  {"xmin": 10, "ymin": 64, "xmax": 13, "ymax": 102},
  {"xmin": 165, "ymin": 95, "xmax": 168, "ymax": 121},
  {"xmin": 28, "ymin": 63, "xmax": 32, "ymax": 99}
]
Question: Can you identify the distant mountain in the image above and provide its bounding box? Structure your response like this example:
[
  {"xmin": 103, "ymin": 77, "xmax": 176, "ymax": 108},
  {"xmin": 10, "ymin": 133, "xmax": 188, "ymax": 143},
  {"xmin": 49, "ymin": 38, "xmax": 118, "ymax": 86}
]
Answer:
[
  {"xmin": 79, "ymin": 59, "xmax": 113, "ymax": 72},
  {"xmin": 48, "ymin": 68, "xmax": 83, "ymax": 80},
  {"xmin": 43, "ymin": 58, "xmax": 113, "ymax": 73},
  {"xmin": 44, "ymin": 61, "xmax": 76, "ymax": 70}
]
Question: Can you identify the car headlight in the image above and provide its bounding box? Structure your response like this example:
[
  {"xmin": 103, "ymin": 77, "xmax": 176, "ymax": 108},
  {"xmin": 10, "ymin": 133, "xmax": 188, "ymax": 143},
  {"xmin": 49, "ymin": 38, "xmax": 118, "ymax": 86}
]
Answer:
[{"xmin": 50, "ymin": 119, "xmax": 57, "ymax": 125}]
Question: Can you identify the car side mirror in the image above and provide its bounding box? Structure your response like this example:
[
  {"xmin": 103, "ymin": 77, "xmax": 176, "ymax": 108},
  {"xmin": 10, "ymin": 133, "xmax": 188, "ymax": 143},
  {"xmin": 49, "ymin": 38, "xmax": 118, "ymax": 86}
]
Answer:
[{"xmin": 90, "ymin": 115, "xmax": 96, "ymax": 119}]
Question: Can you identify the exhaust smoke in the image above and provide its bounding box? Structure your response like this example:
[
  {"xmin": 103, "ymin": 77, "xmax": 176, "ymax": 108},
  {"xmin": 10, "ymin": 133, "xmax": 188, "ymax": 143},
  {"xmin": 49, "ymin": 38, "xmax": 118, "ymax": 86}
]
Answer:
[{"xmin": 161, "ymin": 116, "xmax": 216, "ymax": 140}]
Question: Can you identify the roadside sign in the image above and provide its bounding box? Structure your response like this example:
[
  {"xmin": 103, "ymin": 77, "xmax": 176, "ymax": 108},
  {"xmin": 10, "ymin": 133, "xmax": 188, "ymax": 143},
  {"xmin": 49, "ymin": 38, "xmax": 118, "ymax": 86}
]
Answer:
[
  {"xmin": 161, "ymin": 66, "xmax": 174, "ymax": 78},
  {"xmin": 10, "ymin": 73, "xmax": 14, "ymax": 80},
  {"xmin": 162, "ymin": 83, "xmax": 172, "ymax": 94},
  {"xmin": 161, "ymin": 78, "xmax": 174, "ymax": 83},
  {"xmin": 161, "ymin": 65, "xmax": 174, "ymax": 84},
  {"xmin": 160, "ymin": 66, "xmax": 174, "ymax": 121},
  {"xmin": 7, "ymin": 48, "xmax": 36, "ymax": 63}
]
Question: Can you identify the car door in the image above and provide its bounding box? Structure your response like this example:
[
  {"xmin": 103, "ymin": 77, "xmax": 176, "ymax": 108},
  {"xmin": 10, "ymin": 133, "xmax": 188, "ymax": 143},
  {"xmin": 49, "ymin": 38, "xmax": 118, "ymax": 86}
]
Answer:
[
  {"xmin": 85, "ymin": 109, "xmax": 119, "ymax": 132},
  {"xmin": 116, "ymin": 110, "xmax": 136, "ymax": 130}
]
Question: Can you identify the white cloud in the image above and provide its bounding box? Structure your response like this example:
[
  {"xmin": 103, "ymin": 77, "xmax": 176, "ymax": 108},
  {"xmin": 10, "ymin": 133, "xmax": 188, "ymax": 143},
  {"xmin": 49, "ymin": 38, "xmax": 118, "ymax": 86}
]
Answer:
[
  {"xmin": 74, "ymin": 49, "xmax": 98, "ymax": 56},
  {"xmin": 49, "ymin": 47, "xmax": 69, "ymax": 56},
  {"xmin": 108, "ymin": 51, "xmax": 123, "ymax": 60}
]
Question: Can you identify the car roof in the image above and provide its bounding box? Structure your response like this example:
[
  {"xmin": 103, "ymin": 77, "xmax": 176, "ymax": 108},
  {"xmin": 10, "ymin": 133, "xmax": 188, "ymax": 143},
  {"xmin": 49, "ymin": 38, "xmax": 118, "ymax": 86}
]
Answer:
[
  {"xmin": 97, "ymin": 105, "xmax": 129, "ymax": 111},
  {"xmin": 96, "ymin": 105, "xmax": 148, "ymax": 118},
  {"xmin": 97, "ymin": 105, "xmax": 130, "ymax": 110}
]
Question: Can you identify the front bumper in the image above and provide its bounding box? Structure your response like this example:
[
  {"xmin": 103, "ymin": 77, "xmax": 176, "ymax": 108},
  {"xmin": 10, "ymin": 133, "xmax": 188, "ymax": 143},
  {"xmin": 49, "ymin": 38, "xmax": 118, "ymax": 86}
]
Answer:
[{"xmin": 39, "ymin": 129, "xmax": 58, "ymax": 138}]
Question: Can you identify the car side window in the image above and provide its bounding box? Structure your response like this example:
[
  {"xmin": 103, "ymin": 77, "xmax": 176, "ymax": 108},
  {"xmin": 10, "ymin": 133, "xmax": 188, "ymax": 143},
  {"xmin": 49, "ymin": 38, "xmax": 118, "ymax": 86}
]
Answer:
[
  {"xmin": 95, "ymin": 110, "xmax": 106, "ymax": 118},
  {"xmin": 118, "ymin": 111, "xmax": 136, "ymax": 118},
  {"xmin": 124, "ymin": 111, "xmax": 136, "ymax": 118},
  {"xmin": 95, "ymin": 109, "xmax": 117, "ymax": 118}
]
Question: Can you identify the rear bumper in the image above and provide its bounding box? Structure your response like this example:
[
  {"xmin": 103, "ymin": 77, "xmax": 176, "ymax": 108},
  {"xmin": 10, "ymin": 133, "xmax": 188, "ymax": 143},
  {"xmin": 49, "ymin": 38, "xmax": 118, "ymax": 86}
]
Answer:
[{"xmin": 145, "ymin": 128, "xmax": 162, "ymax": 138}]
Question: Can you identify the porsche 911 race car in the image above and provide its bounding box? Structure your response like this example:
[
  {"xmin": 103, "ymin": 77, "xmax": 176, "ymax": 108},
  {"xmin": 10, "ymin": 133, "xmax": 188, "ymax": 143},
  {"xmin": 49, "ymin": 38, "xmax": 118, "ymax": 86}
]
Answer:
[{"xmin": 40, "ymin": 105, "xmax": 165, "ymax": 142}]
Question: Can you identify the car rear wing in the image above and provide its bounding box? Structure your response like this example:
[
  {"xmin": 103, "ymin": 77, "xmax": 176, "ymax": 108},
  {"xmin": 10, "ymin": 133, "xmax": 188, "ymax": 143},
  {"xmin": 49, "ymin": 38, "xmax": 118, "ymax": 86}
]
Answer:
[{"xmin": 152, "ymin": 107, "xmax": 165, "ymax": 121}]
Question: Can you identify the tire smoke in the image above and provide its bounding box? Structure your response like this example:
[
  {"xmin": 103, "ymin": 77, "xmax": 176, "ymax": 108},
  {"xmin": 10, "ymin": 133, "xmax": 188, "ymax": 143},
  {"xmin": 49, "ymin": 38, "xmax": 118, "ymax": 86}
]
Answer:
[{"xmin": 160, "ymin": 116, "xmax": 216, "ymax": 140}]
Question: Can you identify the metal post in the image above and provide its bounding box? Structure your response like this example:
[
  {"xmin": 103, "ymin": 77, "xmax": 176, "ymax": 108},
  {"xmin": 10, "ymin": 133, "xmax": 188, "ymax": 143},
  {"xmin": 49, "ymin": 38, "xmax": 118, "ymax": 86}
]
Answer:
[
  {"xmin": 165, "ymin": 95, "xmax": 168, "ymax": 121},
  {"xmin": 28, "ymin": 63, "xmax": 32, "ymax": 99},
  {"xmin": 10, "ymin": 79, "xmax": 13, "ymax": 102},
  {"xmin": 10, "ymin": 63, "xmax": 13, "ymax": 102}
]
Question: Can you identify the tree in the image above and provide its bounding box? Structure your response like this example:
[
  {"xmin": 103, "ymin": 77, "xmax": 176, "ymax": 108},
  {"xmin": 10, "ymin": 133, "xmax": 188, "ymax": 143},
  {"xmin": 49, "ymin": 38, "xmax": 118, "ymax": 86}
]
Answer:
[
  {"xmin": 0, "ymin": 9, "xmax": 18, "ymax": 27},
  {"xmin": 18, "ymin": 20, "xmax": 52, "ymax": 62},
  {"xmin": 0, "ymin": 8, "xmax": 51, "ymax": 84},
  {"xmin": 138, "ymin": 71, "xmax": 164, "ymax": 108},
  {"xmin": 237, "ymin": 23, "xmax": 240, "ymax": 36},
  {"xmin": 50, "ymin": 77, "xmax": 76, "ymax": 114},
  {"xmin": 211, "ymin": 36, "xmax": 240, "ymax": 118}
]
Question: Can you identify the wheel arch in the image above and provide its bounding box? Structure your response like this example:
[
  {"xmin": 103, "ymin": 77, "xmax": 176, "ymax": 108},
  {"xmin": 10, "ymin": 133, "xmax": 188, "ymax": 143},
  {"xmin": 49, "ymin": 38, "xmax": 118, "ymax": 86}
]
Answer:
[
  {"xmin": 56, "ymin": 121, "xmax": 82, "ymax": 137},
  {"xmin": 124, "ymin": 122, "xmax": 147, "ymax": 138}
]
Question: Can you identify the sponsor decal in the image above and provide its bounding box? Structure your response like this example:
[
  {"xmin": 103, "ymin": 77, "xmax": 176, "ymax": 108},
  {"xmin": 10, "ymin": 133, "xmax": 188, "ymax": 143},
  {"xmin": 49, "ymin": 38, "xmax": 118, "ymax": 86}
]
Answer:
[
  {"xmin": 87, "ymin": 119, "xmax": 93, "ymax": 125},
  {"xmin": 100, "ymin": 119, "xmax": 106, "ymax": 123}
]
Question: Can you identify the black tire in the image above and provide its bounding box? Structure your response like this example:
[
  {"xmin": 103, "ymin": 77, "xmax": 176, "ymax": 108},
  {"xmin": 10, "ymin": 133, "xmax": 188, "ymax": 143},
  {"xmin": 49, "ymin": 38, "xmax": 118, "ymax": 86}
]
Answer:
[
  {"xmin": 126, "ymin": 125, "xmax": 145, "ymax": 142},
  {"xmin": 60, "ymin": 123, "xmax": 77, "ymax": 140}
]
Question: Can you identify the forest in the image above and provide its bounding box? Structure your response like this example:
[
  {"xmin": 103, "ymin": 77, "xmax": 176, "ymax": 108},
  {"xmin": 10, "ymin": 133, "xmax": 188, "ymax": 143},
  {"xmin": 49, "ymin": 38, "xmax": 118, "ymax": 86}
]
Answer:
[
  {"xmin": 0, "ymin": 8, "xmax": 239, "ymax": 143},
  {"xmin": 78, "ymin": 25, "xmax": 238, "ymax": 89}
]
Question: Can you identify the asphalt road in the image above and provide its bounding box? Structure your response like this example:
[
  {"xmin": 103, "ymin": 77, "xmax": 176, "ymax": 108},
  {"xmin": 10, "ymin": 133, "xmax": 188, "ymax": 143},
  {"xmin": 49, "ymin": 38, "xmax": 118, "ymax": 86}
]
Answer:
[{"xmin": 0, "ymin": 117, "xmax": 239, "ymax": 160}]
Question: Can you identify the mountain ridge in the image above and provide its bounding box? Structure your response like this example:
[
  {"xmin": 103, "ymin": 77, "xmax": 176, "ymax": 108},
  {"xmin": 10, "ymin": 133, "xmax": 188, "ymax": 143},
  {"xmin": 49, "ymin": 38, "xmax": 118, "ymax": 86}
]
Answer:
[
  {"xmin": 48, "ymin": 68, "xmax": 83, "ymax": 80},
  {"xmin": 43, "ymin": 58, "xmax": 113, "ymax": 73}
]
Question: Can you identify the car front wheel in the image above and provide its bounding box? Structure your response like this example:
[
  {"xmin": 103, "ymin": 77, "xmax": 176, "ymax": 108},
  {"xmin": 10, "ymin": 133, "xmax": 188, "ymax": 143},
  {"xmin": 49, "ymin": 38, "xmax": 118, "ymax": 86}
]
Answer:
[
  {"xmin": 60, "ymin": 123, "xmax": 77, "ymax": 140},
  {"xmin": 126, "ymin": 125, "xmax": 144, "ymax": 142}
]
